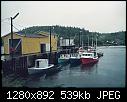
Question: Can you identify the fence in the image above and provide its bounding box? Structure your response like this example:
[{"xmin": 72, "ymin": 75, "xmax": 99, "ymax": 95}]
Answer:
[{"xmin": 2, "ymin": 56, "xmax": 28, "ymax": 77}]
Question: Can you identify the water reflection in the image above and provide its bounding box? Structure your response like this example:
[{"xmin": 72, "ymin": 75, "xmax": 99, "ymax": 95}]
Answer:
[
  {"xmin": 70, "ymin": 63, "xmax": 80, "ymax": 67},
  {"xmin": 80, "ymin": 63, "xmax": 98, "ymax": 73}
]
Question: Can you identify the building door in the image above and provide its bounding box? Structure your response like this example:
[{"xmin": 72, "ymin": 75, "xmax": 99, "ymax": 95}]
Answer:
[
  {"xmin": 40, "ymin": 44, "xmax": 46, "ymax": 53},
  {"xmin": 9, "ymin": 39, "xmax": 22, "ymax": 55}
]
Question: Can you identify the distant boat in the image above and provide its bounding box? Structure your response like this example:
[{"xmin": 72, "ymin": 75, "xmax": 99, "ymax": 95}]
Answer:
[
  {"xmin": 28, "ymin": 59, "xmax": 61, "ymax": 75},
  {"xmin": 58, "ymin": 54, "xmax": 70, "ymax": 65},
  {"xmin": 97, "ymin": 52, "xmax": 103, "ymax": 58}
]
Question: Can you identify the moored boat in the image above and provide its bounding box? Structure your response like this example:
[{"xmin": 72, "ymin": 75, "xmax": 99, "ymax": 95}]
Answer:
[
  {"xmin": 69, "ymin": 47, "xmax": 85, "ymax": 65},
  {"xmin": 97, "ymin": 52, "xmax": 103, "ymax": 58},
  {"xmin": 69, "ymin": 53, "xmax": 80, "ymax": 66},
  {"xmin": 28, "ymin": 59, "xmax": 60, "ymax": 75},
  {"xmin": 58, "ymin": 54, "xmax": 70, "ymax": 65},
  {"xmin": 80, "ymin": 39, "xmax": 99, "ymax": 65},
  {"xmin": 80, "ymin": 52, "xmax": 98, "ymax": 65}
]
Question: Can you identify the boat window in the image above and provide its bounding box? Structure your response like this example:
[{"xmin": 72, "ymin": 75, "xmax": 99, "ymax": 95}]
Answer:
[
  {"xmin": 83, "ymin": 54, "xmax": 86, "ymax": 56},
  {"xmin": 36, "ymin": 61, "xmax": 39, "ymax": 68}
]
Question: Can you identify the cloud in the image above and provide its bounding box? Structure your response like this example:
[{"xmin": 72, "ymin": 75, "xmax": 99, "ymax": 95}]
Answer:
[{"xmin": 1, "ymin": 1, "xmax": 126, "ymax": 36}]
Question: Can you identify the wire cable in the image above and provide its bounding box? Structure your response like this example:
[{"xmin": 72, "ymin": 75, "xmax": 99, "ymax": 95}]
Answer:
[{"xmin": 1, "ymin": 17, "xmax": 10, "ymax": 22}]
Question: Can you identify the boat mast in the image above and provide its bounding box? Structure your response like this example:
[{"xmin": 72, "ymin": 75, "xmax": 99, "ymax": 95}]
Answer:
[
  {"xmin": 79, "ymin": 31, "xmax": 81, "ymax": 47},
  {"xmin": 92, "ymin": 34, "xmax": 93, "ymax": 47},
  {"xmin": 80, "ymin": 31, "xmax": 83, "ymax": 48},
  {"xmin": 96, "ymin": 34, "xmax": 97, "ymax": 57},
  {"xmin": 88, "ymin": 34, "xmax": 89, "ymax": 47},
  {"xmin": 82, "ymin": 40, "xmax": 83, "ymax": 48}
]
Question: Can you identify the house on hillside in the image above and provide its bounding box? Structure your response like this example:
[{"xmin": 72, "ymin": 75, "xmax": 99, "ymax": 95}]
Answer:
[{"xmin": 2, "ymin": 32, "xmax": 57, "ymax": 55}]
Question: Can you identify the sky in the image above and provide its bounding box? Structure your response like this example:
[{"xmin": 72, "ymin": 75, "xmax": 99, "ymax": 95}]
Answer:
[{"xmin": 1, "ymin": 1, "xmax": 126, "ymax": 36}]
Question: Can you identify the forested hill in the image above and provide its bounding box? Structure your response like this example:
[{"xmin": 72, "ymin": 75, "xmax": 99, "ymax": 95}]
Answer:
[{"xmin": 18, "ymin": 25, "xmax": 126, "ymax": 46}]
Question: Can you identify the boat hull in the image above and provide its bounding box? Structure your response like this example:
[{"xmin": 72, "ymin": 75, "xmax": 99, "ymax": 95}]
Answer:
[
  {"xmin": 58, "ymin": 58, "xmax": 70, "ymax": 66},
  {"xmin": 80, "ymin": 58, "xmax": 98, "ymax": 65},
  {"xmin": 97, "ymin": 52, "xmax": 103, "ymax": 58},
  {"xmin": 28, "ymin": 64, "xmax": 61, "ymax": 75},
  {"xmin": 70, "ymin": 58, "xmax": 80, "ymax": 66}
]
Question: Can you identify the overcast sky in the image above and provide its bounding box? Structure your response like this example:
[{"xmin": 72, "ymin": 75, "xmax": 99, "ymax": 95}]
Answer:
[{"xmin": 1, "ymin": 1, "xmax": 126, "ymax": 36}]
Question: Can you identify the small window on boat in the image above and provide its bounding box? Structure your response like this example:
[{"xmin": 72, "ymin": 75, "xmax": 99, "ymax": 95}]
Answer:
[
  {"xmin": 83, "ymin": 54, "xmax": 87, "ymax": 56},
  {"xmin": 87, "ymin": 54, "xmax": 91, "ymax": 56},
  {"xmin": 36, "ymin": 61, "xmax": 39, "ymax": 68}
]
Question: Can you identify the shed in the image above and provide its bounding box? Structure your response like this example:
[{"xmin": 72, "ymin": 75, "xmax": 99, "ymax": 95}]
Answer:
[{"xmin": 2, "ymin": 32, "xmax": 57, "ymax": 55}]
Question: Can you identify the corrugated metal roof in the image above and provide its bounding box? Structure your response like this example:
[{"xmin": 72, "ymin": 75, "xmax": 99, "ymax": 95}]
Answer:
[
  {"xmin": 18, "ymin": 32, "xmax": 48, "ymax": 38},
  {"xmin": 2, "ymin": 32, "xmax": 49, "ymax": 38}
]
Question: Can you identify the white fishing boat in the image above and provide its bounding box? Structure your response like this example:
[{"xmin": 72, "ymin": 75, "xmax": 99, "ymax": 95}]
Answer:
[
  {"xmin": 58, "ymin": 53, "xmax": 70, "ymax": 65},
  {"xmin": 28, "ymin": 59, "xmax": 55, "ymax": 75}
]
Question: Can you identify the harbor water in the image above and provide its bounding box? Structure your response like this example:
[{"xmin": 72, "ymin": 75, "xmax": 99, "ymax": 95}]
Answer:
[{"xmin": 2, "ymin": 46, "xmax": 126, "ymax": 87}]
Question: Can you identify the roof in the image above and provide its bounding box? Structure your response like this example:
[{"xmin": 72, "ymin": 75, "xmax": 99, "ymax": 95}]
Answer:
[
  {"xmin": 2, "ymin": 32, "xmax": 49, "ymax": 38},
  {"xmin": 17, "ymin": 32, "xmax": 49, "ymax": 38}
]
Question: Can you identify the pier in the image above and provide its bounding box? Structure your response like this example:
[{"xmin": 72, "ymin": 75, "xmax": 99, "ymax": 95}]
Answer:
[{"xmin": 2, "ymin": 48, "xmax": 78, "ymax": 77}]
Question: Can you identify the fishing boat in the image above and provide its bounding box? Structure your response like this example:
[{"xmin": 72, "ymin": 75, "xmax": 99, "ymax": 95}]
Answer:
[
  {"xmin": 28, "ymin": 59, "xmax": 60, "ymax": 75},
  {"xmin": 97, "ymin": 52, "xmax": 103, "ymax": 58},
  {"xmin": 80, "ymin": 52, "xmax": 98, "ymax": 65},
  {"xmin": 58, "ymin": 53, "xmax": 70, "ymax": 65},
  {"xmin": 69, "ymin": 53, "xmax": 80, "ymax": 66},
  {"xmin": 80, "ymin": 35, "xmax": 99, "ymax": 65},
  {"xmin": 69, "ymin": 47, "xmax": 85, "ymax": 66}
]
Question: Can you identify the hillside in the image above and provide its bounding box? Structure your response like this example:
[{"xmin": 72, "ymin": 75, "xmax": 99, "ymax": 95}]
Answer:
[{"xmin": 18, "ymin": 25, "xmax": 126, "ymax": 46}]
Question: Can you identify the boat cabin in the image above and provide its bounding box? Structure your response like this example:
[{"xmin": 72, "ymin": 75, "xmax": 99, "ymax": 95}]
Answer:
[
  {"xmin": 81, "ymin": 52, "xmax": 97, "ymax": 58},
  {"xmin": 70, "ymin": 53, "xmax": 81, "ymax": 58},
  {"xmin": 35, "ymin": 59, "xmax": 48, "ymax": 68},
  {"xmin": 59, "ymin": 54, "xmax": 70, "ymax": 59}
]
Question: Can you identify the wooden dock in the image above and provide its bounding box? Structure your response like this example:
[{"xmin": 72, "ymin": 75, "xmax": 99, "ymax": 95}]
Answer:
[{"xmin": 2, "ymin": 48, "xmax": 78, "ymax": 77}]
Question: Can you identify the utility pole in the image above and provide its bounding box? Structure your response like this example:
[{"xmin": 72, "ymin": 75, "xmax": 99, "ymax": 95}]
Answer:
[
  {"xmin": 49, "ymin": 26, "xmax": 52, "ymax": 54},
  {"xmin": 49, "ymin": 26, "xmax": 52, "ymax": 64},
  {"xmin": 10, "ymin": 17, "xmax": 13, "ymax": 59},
  {"xmin": 10, "ymin": 13, "xmax": 19, "ymax": 60}
]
